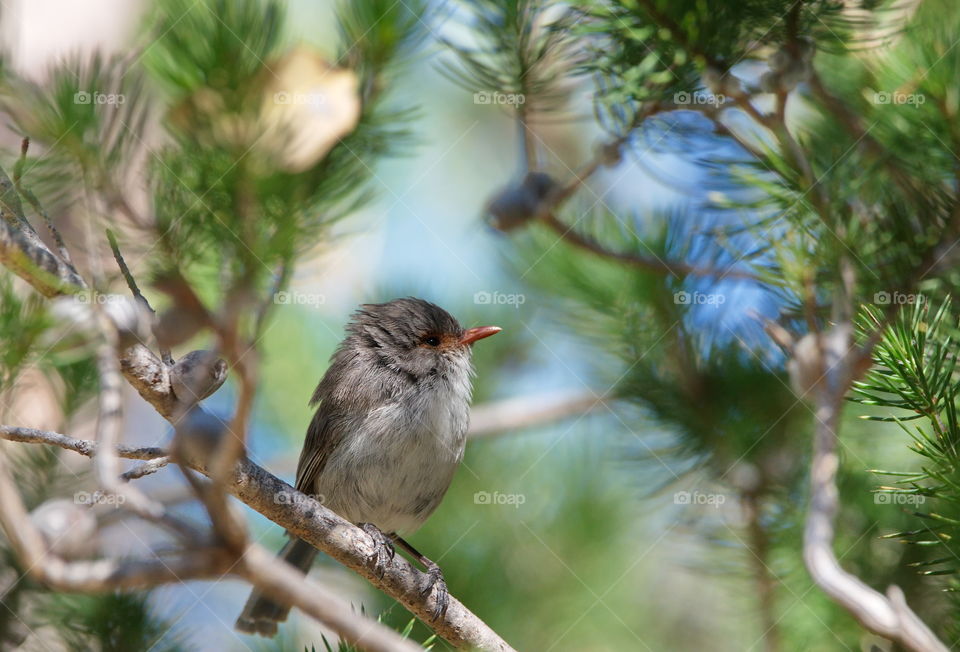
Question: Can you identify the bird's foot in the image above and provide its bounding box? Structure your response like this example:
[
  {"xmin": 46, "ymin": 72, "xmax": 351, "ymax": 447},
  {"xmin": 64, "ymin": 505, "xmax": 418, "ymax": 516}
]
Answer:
[
  {"xmin": 420, "ymin": 560, "xmax": 449, "ymax": 621},
  {"xmin": 359, "ymin": 523, "xmax": 395, "ymax": 578}
]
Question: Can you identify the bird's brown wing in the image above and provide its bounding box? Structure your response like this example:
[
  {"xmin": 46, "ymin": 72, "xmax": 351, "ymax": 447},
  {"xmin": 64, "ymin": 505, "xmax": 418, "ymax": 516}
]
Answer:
[{"xmin": 294, "ymin": 405, "xmax": 342, "ymax": 494}]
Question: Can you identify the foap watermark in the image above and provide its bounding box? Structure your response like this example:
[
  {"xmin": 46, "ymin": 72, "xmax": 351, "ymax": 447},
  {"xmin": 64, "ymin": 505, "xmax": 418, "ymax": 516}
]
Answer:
[
  {"xmin": 473, "ymin": 290, "xmax": 525, "ymax": 307},
  {"xmin": 274, "ymin": 491, "xmax": 326, "ymax": 506},
  {"xmin": 674, "ymin": 490, "xmax": 726, "ymax": 507},
  {"xmin": 74, "ymin": 491, "xmax": 126, "ymax": 507},
  {"xmin": 674, "ymin": 290, "xmax": 725, "ymax": 307},
  {"xmin": 273, "ymin": 91, "xmax": 328, "ymax": 106},
  {"xmin": 76, "ymin": 291, "xmax": 127, "ymax": 305},
  {"xmin": 874, "ymin": 492, "xmax": 925, "ymax": 506},
  {"xmin": 74, "ymin": 91, "xmax": 126, "ymax": 106},
  {"xmin": 873, "ymin": 91, "xmax": 925, "ymax": 107},
  {"xmin": 473, "ymin": 91, "xmax": 525, "ymax": 106},
  {"xmin": 474, "ymin": 490, "xmax": 525, "ymax": 508},
  {"xmin": 673, "ymin": 91, "xmax": 726, "ymax": 108},
  {"xmin": 874, "ymin": 291, "xmax": 925, "ymax": 306},
  {"xmin": 275, "ymin": 290, "xmax": 326, "ymax": 307}
]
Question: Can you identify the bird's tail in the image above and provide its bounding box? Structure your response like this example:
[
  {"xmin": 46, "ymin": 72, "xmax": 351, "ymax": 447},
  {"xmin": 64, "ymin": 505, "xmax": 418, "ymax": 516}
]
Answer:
[{"xmin": 235, "ymin": 537, "xmax": 318, "ymax": 637}]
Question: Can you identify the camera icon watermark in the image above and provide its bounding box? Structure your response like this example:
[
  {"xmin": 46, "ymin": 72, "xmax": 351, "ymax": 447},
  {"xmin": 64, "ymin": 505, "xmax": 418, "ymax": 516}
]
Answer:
[
  {"xmin": 74, "ymin": 490, "xmax": 126, "ymax": 507},
  {"xmin": 873, "ymin": 291, "xmax": 924, "ymax": 306},
  {"xmin": 74, "ymin": 91, "xmax": 126, "ymax": 106},
  {"xmin": 273, "ymin": 91, "xmax": 328, "ymax": 107},
  {"xmin": 673, "ymin": 91, "xmax": 726, "ymax": 108},
  {"xmin": 674, "ymin": 490, "xmax": 726, "ymax": 507},
  {"xmin": 873, "ymin": 91, "xmax": 925, "ymax": 107},
  {"xmin": 473, "ymin": 290, "xmax": 525, "ymax": 307},
  {"xmin": 673, "ymin": 291, "xmax": 725, "ymax": 307},
  {"xmin": 274, "ymin": 491, "xmax": 326, "ymax": 506},
  {"xmin": 275, "ymin": 291, "xmax": 326, "ymax": 307},
  {"xmin": 76, "ymin": 291, "xmax": 125, "ymax": 305},
  {"xmin": 874, "ymin": 493, "xmax": 925, "ymax": 505},
  {"xmin": 474, "ymin": 490, "xmax": 526, "ymax": 508},
  {"xmin": 473, "ymin": 91, "xmax": 526, "ymax": 106}
]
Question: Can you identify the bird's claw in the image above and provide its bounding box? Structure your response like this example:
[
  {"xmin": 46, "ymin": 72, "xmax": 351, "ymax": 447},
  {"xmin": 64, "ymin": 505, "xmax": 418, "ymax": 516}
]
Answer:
[
  {"xmin": 359, "ymin": 523, "xmax": 395, "ymax": 578},
  {"xmin": 421, "ymin": 563, "xmax": 449, "ymax": 621}
]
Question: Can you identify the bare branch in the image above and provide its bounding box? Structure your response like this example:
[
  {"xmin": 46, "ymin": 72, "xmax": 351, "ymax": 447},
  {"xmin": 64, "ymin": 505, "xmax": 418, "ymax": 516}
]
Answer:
[
  {"xmin": 540, "ymin": 212, "xmax": 764, "ymax": 281},
  {"xmin": 14, "ymin": 138, "xmax": 75, "ymax": 269},
  {"xmin": 468, "ymin": 391, "xmax": 606, "ymax": 439},
  {"xmin": 107, "ymin": 228, "xmax": 173, "ymax": 366},
  {"xmin": 121, "ymin": 456, "xmax": 170, "ymax": 481},
  {"xmin": 0, "ymin": 425, "xmax": 164, "ymax": 459},
  {"xmin": 0, "ymin": 180, "xmax": 224, "ymax": 417}
]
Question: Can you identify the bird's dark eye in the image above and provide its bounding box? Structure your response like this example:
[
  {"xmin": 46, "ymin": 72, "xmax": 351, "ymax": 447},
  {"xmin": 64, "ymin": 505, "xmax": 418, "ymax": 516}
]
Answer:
[{"xmin": 423, "ymin": 336, "xmax": 441, "ymax": 347}]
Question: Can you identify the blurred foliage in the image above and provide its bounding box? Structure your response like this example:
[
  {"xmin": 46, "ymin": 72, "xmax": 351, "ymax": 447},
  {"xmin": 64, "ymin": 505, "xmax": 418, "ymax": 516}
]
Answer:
[
  {"xmin": 851, "ymin": 300, "xmax": 960, "ymax": 638},
  {"xmin": 445, "ymin": 0, "xmax": 960, "ymax": 648},
  {"xmin": 0, "ymin": 273, "xmax": 49, "ymax": 390},
  {"xmin": 441, "ymin": 0, "xmax": 584, "ymax": 113},
  {"xmin": 2, "ymin": 0, "xmax": 960, "ymax": 650},
  {"xmin": 42, "ymin": 592, "xmax": 189, "ymax": 652}
]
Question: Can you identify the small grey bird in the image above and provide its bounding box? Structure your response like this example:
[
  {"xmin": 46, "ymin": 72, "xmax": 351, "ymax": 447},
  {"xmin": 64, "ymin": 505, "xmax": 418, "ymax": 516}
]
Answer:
[{"xmin": 236, "ymin": 297, "xmax": 500, "ymax": 636}]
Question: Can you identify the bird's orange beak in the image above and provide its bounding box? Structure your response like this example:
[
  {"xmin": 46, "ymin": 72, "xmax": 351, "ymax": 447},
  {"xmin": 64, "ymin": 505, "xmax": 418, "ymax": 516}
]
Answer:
[{"xmin": 460, "ymin": 326, "xmax": 502, "ymax": 346}]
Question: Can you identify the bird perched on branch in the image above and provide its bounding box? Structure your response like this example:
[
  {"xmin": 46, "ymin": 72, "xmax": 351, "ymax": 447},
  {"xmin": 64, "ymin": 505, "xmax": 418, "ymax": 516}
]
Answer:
[{"xmin": 236, "ymin": 297, "xmax": 501, "ymax": 636}]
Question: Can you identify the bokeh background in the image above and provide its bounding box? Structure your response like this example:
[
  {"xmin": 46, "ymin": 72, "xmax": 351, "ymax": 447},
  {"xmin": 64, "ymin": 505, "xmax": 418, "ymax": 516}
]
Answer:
[{"xmin": 0, "ymin": 1, "xmax": 952, "ymax": 651}]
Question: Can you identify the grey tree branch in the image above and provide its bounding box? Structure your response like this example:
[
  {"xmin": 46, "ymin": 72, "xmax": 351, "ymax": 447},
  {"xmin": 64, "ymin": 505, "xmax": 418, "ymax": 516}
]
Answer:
[
  {"xmin": 91, "ymin": 310, "xmax": 160, "ymax": 518},
  {"xmin": 107, "ymin": 227, "xmax": 173, "ymax": 366},
  {"xmin": 121, "ymin": 456, "xmax": 171, "ymax": 481},
  {"xmin": 468, "ymin": 391, "xmax": 606, "ymax": 438},
  {"xmin": 14, "ymin": 139, "xmax": 74, "ymax": 268},
  {"xmin": 0, "ymin": 425, "xmax": 165, "ymax": 459}
]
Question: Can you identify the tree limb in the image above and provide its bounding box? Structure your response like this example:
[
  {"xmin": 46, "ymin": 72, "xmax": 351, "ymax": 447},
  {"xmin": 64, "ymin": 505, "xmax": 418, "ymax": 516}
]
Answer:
[{"xmin": 468, "ymin": 390, "xmax": 606, "ymax": 438}]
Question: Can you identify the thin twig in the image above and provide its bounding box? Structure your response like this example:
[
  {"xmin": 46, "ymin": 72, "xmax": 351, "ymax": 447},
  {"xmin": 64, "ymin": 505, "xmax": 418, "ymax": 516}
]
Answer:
[
  {"xmin": 121, "ymin": 456, "xmax": 170, "ymax": 481},
  {"xmin": 106, "ymin": 228, "xmax": 174, "ymax": 366},
  {"xmin": 14, "ymin": 138, "xmax": 74, "ymax": 268},
  {"xmin": 204, "ymin": 344, "xmax": 256, "ymax": 552},
  {"xmin": 540, "ymin": 212, "xmax": 763, "ymax": 281},
  {"xmin": 469, "ymin": 391, "xmax": 606, "ymax": 438},
  {"xmin": 521, "ymin": 102, "xmax": 762, "ymax": 282},
  {"xmin": 0, "ymin": 425, "xmax": 164, "ymax": 459},
  {"xmin": 253, "ymin": 262, "xmax": 288, "ymax": 341}
]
